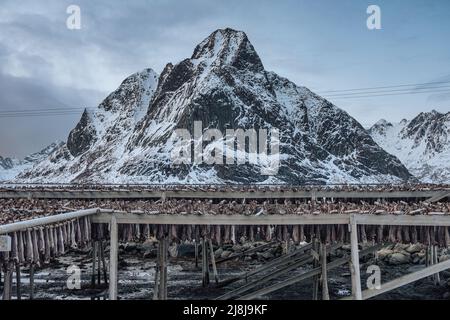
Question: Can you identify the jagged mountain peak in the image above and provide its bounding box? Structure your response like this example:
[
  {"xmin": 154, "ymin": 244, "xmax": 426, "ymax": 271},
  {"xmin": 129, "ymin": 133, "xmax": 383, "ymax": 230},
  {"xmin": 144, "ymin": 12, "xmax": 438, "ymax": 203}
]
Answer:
[
  {"xmin": 23, "ymin": 141, "xmax": 64, "ymax": 164},
  {"xmin": 99, "ymin": 68, "xmax": 158, "ymax": 114},
  {"xmin": 368, "ymin": 119, "xmax": 393, "ymax": 136},
  {"xmin": 191, "ymin": 28, "xmax": 264, "ymax": 72},
  {"xmin": 374, "ymin": 119, "xmax": 392, "ymax": 126},
  {"xmin": 401, "ymin": 110, "xmax": 449, "ymax": 142},
  {"xmin": 20, "ymin": 28, "xmax": 413, "ymax": 184}
]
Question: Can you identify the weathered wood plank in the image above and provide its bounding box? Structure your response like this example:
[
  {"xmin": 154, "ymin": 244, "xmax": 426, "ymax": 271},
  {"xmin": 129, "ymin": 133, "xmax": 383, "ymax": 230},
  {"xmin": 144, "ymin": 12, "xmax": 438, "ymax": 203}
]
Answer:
[
  {"xmin": 108, "ymin": 216, "xmax": 118, "ymax": 300},
  {"xmin": 92, "ymin": 212, "xmax": 450, "ymax": 227},
  {"xmin": 238, "ymin": 244, "xmax": 383, "ymax": 300},
  {"xmin": 350, "ymin": 215, "xmax": 362, "ymax": 300}
]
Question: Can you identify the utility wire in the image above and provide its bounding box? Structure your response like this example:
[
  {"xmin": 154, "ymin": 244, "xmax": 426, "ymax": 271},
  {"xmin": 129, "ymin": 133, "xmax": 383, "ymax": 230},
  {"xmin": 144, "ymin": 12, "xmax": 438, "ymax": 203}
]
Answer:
[
  {"xmin": 327, "ymin": 89, "xmax": 450, "ymax": 100},
  {"xmin": 316, "ymin": 80, "xmax": 450, "ymax": 94},
  {"xmin": 1, "ymin": 81, "xmax": 449, "ymax": 118},
  {"xmin": 324, "ymin": 85, "xmax": 450, "ymax": 97}
]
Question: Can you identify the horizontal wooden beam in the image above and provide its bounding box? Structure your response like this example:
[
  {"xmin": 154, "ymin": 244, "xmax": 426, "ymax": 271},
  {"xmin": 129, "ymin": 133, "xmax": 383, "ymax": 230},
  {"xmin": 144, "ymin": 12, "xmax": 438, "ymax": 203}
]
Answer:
[
  {"xmin": 90, "ymin": 212, "xmax": 351, "ymax": 225},
  {"xmin": 0, "ymin": 190, "xmax": 445, "ymax": 200},
  {"xmin": 354, "ymin": 214, "xmax": 450, "ymax": 226},
  {"xmin": 3, "ymin": 209, "xmax": 450, "ymax": 235},
  {"xmin": 91, "ymin": 212, "xmax": 450, "ymax": 227}
]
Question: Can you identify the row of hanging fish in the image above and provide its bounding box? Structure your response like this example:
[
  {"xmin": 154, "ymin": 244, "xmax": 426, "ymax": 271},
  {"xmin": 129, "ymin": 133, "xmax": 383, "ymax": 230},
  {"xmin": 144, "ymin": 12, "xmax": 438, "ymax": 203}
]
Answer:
[
  {"xmin": 1, "ymin": 199, "xmax": 449, "ymax": 226},
  {"xmin": 0, "ymin": 216, "xmax": 91, "ymax": 266},
  {"xmin": 91, "ymin": 223, "xmax": 450, "ymax": 247},
  {"xmin": 1, "ymin": 183, "xmax": 448, "ymax": 192},
  {"xmin": 2, "ymin": 219, "xmax": 450, "ymax": 266}
]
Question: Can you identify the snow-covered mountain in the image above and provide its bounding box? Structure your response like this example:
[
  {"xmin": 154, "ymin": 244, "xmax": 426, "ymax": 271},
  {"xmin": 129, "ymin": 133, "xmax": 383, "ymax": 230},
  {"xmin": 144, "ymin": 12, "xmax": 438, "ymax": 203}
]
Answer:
[
  {"xmin": 0, "ymin": 156, "xmax": 16, "ymax": 170},
  {"xmin": 369, "ymin": 110, "xmax": 450, "ymax": 183},
  {"xmin": 19, "ymin": 28, "xmax": 412, "ymax": 184},
  {"xmin": 0, "ymin": 142, "xmax": 63, "ymax": 181}
]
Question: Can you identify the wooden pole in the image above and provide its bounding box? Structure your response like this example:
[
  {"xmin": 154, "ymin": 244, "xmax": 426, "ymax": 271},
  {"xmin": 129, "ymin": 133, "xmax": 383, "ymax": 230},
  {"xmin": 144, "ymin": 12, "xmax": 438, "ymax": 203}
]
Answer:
[
  {"xmin": 158, "ymin": 239, "xmax": 163, "ymax": 299},
  {"xmin": 15, "ymin": 263, "xmax": 21, "ymax": 300},
  {"xmin": 208, "ymin": 239, "xmax": 219, "ymax": 284},
  {"xmin": 159, "ymin": 237, "xmax": 168, "ymax": 300},
  {"xmin": 433, "ymin": 245, "xmax": 441, "ymax": 285},
  {"xmin": 153, "ymin": 241, "xmax": 160, "ymax": 300},
  {"xmin": 100, "ymin": 241, "xmax": 108, "ymax": 284},
  {"xmin": 194, "ymin": 240, "xmax": 199, "ymax": 269},
  {"xmin": 91, "ymin": 241, "xmax": 97, "ymax": 288},
  {"xmin": 349, "ymin": 215, "xmax": 362, "ymax": 300},
  {"xmin": 2, "ymin": 264, "xmax": 12, "ymax": 300},
  {"xmin": 312, "ymin": 238, "xmax": 319, "ymax": 300},
  {"xmin": 109, "ymin": 215, "xmax": 118, "ymax": 300},
  {"xmin": 29, "ymin": 263, "xmax": 35, "ymax": 300},
  {"xmin": 202, "ymin": 238, "xmax": 209, "ymax": 287},
  {"xmin": 321, "ymin": 243, "xmax": 330, "ymax": 300},
  {"xmin": 97, "ymin": 242, "xmax": 101, "ymax": 285}
]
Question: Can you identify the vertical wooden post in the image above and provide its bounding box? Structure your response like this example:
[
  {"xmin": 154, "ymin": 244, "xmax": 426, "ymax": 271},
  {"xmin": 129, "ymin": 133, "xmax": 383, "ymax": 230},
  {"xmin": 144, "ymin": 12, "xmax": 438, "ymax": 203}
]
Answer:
[
  {"xmin": 97, "ymin": 242, "xmax": 102, "ymax": 285},
  {"xmin": 433, "ymin": 245, "xmax": 441, "ymax": 285},
  {"xmin": 100, "ymin": 241, "xmax": 108, "ymax": 284},
  {"xmin": 202, "ymin": 238, "xmax": 209, "ymax": 287},
  {"xmin": 29, "ymin": 263, "xmax": 35, "ymax": 300},
  {"xmin": 91, "ymin": 241, "xmax": 97, "ymax": 288},
  {"xmin": 153, "ymin": 241, "xmax": 160, "ymax": 300},
  {"xmin": 2, "ymin": 264, "xmax": 12, "ymax": 300},
  {"xmin": 159, "ymin": 237, "xmax": 168, "ymax": 300},
  {"xmin": 195, "ymin": 240, "xmax": 199, "ymax": 269},
  {"xmin": 15, "ymin": 263, "xmax": 21, "ymax": 300},
  {"xmin": 349, "ymin": 215, "xmax": 362, "ymax": 300},
  {"xmin": 109, "ymin": 215, "xmax": 118, "ymax": 300},
  {"xmin": 321, "ymin": 243, "xmax": 330, "ymax": 300},
  {"xmin": 312, "ymin": 238, "xmax": 319, "ymax": 300},
  {"xmin": 208, "ymin": 239, "xmax": 219, "ymax": 284}
]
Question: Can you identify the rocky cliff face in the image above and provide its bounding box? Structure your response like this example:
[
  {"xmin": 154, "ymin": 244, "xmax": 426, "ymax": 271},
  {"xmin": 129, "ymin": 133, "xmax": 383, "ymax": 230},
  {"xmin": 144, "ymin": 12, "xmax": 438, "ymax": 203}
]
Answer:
[
  {"xmin": 369, "ymin": 110, "xmax": 450, "ymax": 183},
  {"xmin": 0, "ymin": 156, "xmax": 15, "ymax": 170},
  {"xmin": 19, "ymin": 28, "xmax": 412, "ymax": 184}
]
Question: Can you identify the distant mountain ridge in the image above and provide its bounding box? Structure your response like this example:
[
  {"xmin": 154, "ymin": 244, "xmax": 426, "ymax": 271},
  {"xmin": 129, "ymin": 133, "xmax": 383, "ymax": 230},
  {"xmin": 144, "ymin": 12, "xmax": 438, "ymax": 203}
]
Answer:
[
  {"xmin": 369, "ymin": 110, "xmax": 450, "ymax": 183},
  {"xmin": 0, "ymin": 142, "xmax": 62, "ymax": 181}
]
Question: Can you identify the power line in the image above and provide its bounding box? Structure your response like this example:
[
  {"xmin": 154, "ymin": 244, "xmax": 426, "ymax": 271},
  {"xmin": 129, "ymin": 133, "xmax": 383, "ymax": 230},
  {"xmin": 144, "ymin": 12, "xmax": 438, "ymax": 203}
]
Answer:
[
  {"xmin": 0, "ymin": 112, "xmax": 83, "ymax": 118},
  {"xmin": 316, "ymin": 80, "xmax": 450, "ymax": 94},
  {"xmin": 0, "ymin": 107, "xmax": 89, "ymax": 114},
  {"xmin": 0, "ymin": 107, "xmax": 94, "ymax": 118},
  {"xmin": 1, "ymin": 80, "xmax": 450, "ymax": 118},
  {"xmin": 327, "ymin": 89, "xmax": 450, "ymax": 100},
  {"xmin": 324, "ymin": 85, "xmax": 450, "ymax": 97}
]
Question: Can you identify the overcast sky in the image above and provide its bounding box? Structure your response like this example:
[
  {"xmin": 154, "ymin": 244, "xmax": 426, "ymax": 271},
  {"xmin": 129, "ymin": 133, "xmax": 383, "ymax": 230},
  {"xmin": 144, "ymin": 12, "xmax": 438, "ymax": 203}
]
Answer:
[{"xmin": 0, "ymin": 0, "xmax": 449, "ymax": 157}]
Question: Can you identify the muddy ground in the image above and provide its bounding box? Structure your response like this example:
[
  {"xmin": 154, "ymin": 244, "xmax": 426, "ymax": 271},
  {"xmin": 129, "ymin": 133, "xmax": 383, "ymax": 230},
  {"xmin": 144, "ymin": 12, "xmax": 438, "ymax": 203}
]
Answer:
[{"xmin": 2, "ymin": 243, "xmax": 449, "ymax": 300}]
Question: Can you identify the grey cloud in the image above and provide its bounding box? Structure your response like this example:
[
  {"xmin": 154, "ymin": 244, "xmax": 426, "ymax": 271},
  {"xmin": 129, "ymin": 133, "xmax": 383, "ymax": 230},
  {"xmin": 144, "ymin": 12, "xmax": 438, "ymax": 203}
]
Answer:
[{"xmin": 0, "ymin": 72, "xmax": 106, "ymax": 157}]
